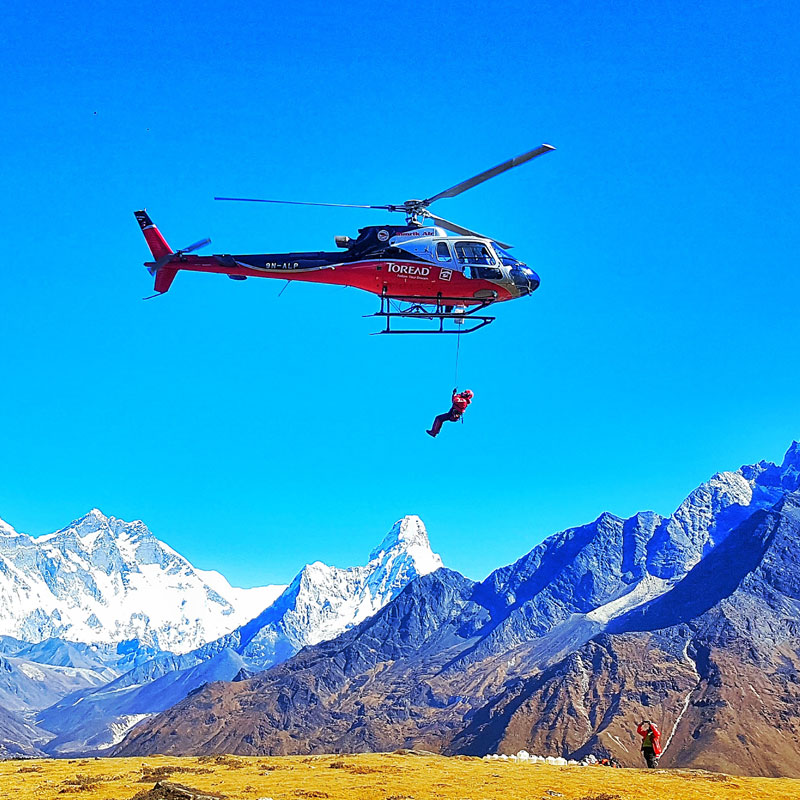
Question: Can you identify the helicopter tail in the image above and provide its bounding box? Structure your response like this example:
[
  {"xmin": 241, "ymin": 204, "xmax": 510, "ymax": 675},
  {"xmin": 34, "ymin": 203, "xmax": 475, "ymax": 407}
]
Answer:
[
  {"xmin": 134, "ymin": 210, "xmax": 179, "ymax": 294},
  {"xmin": 135, "ymin": 210, "xmax": 173, "ymax": 261}
]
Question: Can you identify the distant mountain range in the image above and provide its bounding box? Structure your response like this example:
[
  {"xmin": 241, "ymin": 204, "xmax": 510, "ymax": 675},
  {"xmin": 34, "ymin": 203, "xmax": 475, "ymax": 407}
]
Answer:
[
  {"xmin": 0, "ymin": 509, "xmax": 284, "ymax": 653},
  {"xmin": 0, "ymin": 511, "xmax": 442, "ymax": 756},
  {"xmin": 113, "ymin": 442, "xmax": 800, "ymax": 778}
]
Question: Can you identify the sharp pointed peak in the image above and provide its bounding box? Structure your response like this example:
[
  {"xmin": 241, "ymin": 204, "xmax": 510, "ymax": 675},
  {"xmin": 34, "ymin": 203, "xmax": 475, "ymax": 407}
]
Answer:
[{"xmin": 369, "ymin": 515, "xmax": 432, "ymax": 560}]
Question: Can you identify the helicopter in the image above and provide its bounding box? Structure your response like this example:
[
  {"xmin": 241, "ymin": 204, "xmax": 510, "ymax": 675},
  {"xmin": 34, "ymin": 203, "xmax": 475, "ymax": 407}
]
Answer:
[{"xmin": 135, "ymin": 143, "xmax": 554, "ymax": 334}]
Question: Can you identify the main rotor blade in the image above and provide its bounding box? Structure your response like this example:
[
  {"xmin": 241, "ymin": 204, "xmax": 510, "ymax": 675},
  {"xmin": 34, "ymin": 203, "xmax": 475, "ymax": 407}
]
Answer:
[
  {"xmin": 425, "ymin": 212, "xmax": 513, "ymax": 250},
  {"xmin": 214, "ymin": 196, "xmax": 395, "ymax": 210},
  {"xmin": 182, "ymin": 237, "xmax": 211, "ymax": 254},
  {"xmin": 423, "ymin": 143, "xmax": 555, "ymax": 205}
]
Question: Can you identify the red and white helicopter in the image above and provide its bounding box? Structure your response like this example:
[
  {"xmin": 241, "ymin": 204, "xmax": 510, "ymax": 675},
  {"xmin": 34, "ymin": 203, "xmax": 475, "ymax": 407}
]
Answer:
[{"xmin": 135, "ymin": 144, "xmax": 554, "ymax": 333}]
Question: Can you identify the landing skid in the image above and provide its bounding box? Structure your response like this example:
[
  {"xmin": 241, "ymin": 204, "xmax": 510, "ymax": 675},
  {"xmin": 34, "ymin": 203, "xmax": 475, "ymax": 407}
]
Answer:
[{"xmin": 368, "ymin": 293, "xmax": 495, "ymax": 335}]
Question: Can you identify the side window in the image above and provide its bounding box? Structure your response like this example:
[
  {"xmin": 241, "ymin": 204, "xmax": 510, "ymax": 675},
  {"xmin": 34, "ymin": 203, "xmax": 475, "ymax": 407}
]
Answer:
[
  {"xmin": 436, "ymin": 241, "xmax": 452, "ymax": 262},
  {"xmin": 471, "ymin": 266, "xmax": 503, "ymax": 280}
]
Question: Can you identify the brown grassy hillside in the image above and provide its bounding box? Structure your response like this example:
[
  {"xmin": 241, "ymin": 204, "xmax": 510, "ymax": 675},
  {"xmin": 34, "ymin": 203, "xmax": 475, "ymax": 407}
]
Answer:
[{"xmin": 1, "ymin": 752, "xmax": 799, "ymax": 800}]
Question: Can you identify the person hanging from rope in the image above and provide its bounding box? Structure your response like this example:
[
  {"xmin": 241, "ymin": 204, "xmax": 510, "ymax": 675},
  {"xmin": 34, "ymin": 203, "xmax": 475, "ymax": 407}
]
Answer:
[{"xmin": 426, "ymin": 388, "xmax": 474, "ymax": 438}]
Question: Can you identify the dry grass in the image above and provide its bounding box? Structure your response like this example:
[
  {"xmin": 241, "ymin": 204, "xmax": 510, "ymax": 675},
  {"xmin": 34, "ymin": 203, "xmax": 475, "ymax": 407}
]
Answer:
[{"xmin": 1, "ymin": 752, "xmax": 799, "ymax": 800}]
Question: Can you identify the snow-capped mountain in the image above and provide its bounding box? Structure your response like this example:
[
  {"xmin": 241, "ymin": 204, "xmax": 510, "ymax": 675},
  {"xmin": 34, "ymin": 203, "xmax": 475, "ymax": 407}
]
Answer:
[
  {"xmin": 192, "ymin": 514, "xmax": 444, "ymax": 669},
  {"xmin": 34, "ymin": 514, "xmax": 443, "ymax": 755},
  {"xmin": 0, "ymin": 509, "xmax": 284, "ymax": 654}
]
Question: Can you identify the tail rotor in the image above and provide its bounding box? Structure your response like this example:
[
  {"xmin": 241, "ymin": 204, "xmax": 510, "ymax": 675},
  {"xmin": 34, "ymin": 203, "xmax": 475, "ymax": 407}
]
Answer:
[{"xmin": 148, "ymin": 237, "xmax": 212, "ymax": 275}]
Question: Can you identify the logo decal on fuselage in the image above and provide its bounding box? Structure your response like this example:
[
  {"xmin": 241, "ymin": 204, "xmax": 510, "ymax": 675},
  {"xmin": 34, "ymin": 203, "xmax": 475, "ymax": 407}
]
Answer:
[
  {"xmin": 387, "ymin": 262, "xmax": 430, "ymax": 278},
  {"xmin": 377, "ymin": 229, "xmax": 390, "ymax": 242},
  {"xmin": 439, "ymin": 268, "xmax": 453, "ymax": 281}
]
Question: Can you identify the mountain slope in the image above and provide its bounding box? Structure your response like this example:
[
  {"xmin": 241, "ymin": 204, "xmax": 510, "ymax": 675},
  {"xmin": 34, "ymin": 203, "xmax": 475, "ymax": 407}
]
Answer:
[
  {"xmin": 38, "ymin": 648, "xmax": 251, "ymax": 754},
  {"xmin": 0, "ymin": 706, "xmax": 49, "ymax": 758},
  {"xmin": 0, "ymin": 654, "xmax": 114, "ymax": 714}
]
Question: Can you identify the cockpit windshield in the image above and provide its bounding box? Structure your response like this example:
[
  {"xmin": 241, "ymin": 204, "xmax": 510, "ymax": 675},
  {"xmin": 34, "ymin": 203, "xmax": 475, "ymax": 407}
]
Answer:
[{"xmin": 490, "ymin": 242, "xmax": 525, "ymax": 267}]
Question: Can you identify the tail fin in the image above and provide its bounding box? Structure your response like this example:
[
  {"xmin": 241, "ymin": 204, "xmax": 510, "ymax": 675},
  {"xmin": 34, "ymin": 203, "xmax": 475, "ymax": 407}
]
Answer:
[
  {"xmin": 134, "ymin": 210, "xmax": 178, "ymax": 294},
  {"xmin": 134, "ymin": 210, "xmax": 172, "ymax": 261}
]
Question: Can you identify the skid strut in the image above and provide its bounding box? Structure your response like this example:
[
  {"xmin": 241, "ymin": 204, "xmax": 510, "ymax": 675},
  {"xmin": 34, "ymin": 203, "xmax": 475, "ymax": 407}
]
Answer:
[{"xmin": 368, "ymin": 292, "xmax": 496, "ymax": 334}]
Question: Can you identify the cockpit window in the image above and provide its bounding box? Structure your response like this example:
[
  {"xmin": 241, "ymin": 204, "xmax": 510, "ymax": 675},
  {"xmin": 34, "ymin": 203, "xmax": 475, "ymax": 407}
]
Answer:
[
  {"xmin": 436, "ymin": 241, "xmax": 452, "ymax": 262},
  {"xmin": 454, "ymin": 241, "xmax": 494, "ymax": 266},
  {"xmin": 490, "ymin": 242, "xmax": 524, "ymax": 267}
]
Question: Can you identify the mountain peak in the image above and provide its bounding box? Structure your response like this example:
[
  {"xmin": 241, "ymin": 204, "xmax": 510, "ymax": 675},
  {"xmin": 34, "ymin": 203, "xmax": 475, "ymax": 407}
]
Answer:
[
  {"xmin": 782, "ymin": 440, "xmax": 800, "ymax": 471},
  {"xmin": 369, "ymin": 515, "xmax": 431, "ymax": 559},
  {"xmin": 60, "ymin": 510, "xmax": 155, "ymax": 545},
  {"xmin": 67, "ymin": 508, "xmax": 110, "ymax": 528}
]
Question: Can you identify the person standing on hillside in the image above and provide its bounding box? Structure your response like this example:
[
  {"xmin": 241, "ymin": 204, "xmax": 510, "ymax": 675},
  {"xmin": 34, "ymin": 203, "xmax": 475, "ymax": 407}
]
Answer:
[
  {"xmin": 636, "ymin": 720, "xmax": 662, "ymax": 768},
  {"xmin": 426, "ymin": 388, "xmax": 474, "ymax": 437}
]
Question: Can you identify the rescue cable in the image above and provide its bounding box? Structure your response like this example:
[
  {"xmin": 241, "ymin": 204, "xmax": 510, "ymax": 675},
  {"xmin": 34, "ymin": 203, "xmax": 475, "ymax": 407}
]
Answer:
[
  {"xmin": 454, "ymin": 330, "xmax": 465, "ymax": 423},
  {"xmin": 454, "ymin": 329, "xmax": 461, "ymax": 388}
]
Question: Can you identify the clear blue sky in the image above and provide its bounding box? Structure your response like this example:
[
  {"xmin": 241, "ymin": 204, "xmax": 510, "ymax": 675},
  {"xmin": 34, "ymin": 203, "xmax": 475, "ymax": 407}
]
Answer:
[{"xmin": 1, "ymin": 1, "xmax": 798, "ymax": 587}]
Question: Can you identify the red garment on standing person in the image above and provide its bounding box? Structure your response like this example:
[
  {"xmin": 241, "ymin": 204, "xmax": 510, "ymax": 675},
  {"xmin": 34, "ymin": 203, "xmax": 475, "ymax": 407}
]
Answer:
[{"xmin": 636, "ymin": 722, "xmax": 662, "ymax": 755}]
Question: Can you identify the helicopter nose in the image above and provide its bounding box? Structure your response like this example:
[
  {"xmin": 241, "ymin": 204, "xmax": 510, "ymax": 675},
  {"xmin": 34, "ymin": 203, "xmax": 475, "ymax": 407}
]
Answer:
[{"xmin": 528, "ymin": 270, "xmax": 540, "ymax": 292}]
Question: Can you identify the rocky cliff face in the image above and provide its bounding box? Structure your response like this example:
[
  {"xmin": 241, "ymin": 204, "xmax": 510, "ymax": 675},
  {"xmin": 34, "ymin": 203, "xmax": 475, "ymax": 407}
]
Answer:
[{"xmin": 115, "ymin": 443, "xmax": 800, "ymax": 777}]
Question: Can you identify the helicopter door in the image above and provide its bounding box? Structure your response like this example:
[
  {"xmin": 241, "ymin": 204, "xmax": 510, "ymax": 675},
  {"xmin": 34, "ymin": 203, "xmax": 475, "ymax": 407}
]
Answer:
[{"xmin": 454, "ymin": 241, "xmax": 503, "ymax": 280}]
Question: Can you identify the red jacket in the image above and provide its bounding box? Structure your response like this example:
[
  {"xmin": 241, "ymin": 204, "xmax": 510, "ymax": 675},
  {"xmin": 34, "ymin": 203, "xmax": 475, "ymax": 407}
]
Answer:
[
  {"xmin": 636, "ymin": 723, "xmax": 662, "ymax": 755},
  {"xmin": 451, "ymin": 391, "xmax": 472, "ymax": 416}
]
